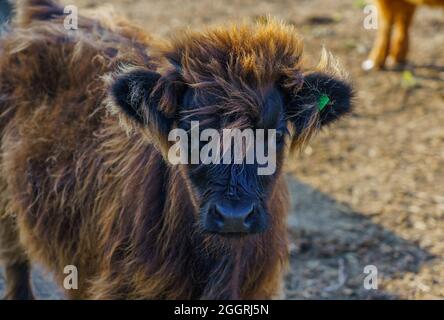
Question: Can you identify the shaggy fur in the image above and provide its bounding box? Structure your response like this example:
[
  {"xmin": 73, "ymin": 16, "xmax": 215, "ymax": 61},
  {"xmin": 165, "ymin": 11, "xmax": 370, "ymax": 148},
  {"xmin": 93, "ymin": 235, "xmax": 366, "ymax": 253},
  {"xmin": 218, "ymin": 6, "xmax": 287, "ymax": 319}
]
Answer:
[
  {"xmin": 364, "ymin": 0, "xmax": 444, "ymax": 70},
  {"xmin": 0, "ymin": 1, "xmax": 352, "ymax": 299}
]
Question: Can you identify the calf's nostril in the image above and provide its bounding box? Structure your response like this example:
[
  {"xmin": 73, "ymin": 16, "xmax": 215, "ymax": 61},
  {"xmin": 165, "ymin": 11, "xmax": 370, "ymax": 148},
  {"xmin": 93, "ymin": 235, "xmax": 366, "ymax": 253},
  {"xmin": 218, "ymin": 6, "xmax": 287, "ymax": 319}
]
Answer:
[
  {"xmin": 244, "ymin": 206, "xmax": 256, "ymax": 226},
  {"xmin": 212, "ymin": 205, "xmax": 225, "ymax": 228}
]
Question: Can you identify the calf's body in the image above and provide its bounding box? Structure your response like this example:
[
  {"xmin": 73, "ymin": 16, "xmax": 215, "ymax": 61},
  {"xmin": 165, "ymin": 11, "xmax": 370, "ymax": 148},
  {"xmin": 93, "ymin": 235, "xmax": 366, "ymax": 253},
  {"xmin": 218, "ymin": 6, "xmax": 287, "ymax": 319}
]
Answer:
[{"xmin": 0, "ymin": 1, "xmax": 288, "ymax": 300}]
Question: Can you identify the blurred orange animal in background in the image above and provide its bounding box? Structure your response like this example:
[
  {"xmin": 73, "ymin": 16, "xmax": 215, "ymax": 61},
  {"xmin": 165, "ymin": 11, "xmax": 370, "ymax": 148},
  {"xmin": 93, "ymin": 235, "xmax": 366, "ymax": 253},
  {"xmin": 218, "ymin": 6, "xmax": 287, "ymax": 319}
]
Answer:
[{"xmin": 363, "ymin": 0, "xmax": 444, "ymax": 70}]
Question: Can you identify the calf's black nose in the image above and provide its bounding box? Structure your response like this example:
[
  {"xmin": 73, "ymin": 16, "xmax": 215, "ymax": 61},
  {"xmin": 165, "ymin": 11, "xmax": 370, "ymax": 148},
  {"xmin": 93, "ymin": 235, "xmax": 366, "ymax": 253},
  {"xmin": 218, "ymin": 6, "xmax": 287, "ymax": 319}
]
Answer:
[{"xmin": 212, "ymin": 200, "xmax": 255, "ymax": 233}]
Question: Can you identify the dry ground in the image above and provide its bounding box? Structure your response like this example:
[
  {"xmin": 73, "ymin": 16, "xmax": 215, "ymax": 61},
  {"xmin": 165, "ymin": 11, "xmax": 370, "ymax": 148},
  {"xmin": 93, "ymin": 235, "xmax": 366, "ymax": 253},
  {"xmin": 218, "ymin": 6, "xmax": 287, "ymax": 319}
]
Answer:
[{"xmin": 1, "ymin": 0, "xmax": 444, "ymax": 299}]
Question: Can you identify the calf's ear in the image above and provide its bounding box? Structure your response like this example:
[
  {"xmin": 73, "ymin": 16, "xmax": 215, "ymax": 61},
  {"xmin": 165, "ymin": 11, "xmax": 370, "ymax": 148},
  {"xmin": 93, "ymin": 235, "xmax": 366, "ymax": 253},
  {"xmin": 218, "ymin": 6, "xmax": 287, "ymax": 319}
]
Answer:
[
  {"xmin": 287, "ymin": 72, "xmax": 353, "ymax": 147},
  {"xmin": 110, "ymin": 69, "xmax": 172, "ymax": 134},
  {"xmin": 109, "ymin": 68, "xmax": 184, "ymax": 153}
]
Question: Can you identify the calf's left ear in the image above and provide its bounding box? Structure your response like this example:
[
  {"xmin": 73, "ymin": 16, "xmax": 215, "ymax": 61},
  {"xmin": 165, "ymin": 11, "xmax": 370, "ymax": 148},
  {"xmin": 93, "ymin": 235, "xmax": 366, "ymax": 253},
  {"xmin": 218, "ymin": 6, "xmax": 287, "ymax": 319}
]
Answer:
[{"xmin": 287, "ymin": 72, "xmax": 353, "ymax": 137}]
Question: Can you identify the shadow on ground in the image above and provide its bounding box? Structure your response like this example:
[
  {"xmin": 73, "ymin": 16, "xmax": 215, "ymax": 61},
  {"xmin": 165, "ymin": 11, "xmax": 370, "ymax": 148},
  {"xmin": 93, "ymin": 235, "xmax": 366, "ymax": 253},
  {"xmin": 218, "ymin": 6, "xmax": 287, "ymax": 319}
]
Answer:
[
  {"xmin": 0, "ymin": 266, "xmax": 63, "ymax": 299},
  {"xmin": 285, "ymin": 176, "xmax": 434, "ymax": 299}
]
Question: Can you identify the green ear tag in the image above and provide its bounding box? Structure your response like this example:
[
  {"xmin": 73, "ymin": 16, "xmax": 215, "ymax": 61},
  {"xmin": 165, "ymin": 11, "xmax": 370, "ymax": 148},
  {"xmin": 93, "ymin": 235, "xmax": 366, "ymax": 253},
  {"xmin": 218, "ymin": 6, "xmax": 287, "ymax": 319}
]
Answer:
[{"xmin": 318, "ymin": 94, "xmax": 330, "ymax": 111}]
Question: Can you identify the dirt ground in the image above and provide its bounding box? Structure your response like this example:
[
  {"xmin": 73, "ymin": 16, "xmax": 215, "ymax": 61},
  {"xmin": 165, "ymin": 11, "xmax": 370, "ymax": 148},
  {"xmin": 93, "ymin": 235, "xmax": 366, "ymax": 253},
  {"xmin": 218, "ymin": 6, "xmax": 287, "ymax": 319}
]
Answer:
[{"xmin": 1, "ymin": 0, "xmax": 444, "ymax": 299}]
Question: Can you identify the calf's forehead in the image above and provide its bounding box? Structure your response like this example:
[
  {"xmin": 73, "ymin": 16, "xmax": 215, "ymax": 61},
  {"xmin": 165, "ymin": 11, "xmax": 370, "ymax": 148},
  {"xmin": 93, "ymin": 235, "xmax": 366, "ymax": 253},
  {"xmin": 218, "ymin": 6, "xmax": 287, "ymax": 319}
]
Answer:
[{"xmin": 181, "ymin": 86, "xmax": 285, "ymax": 130}]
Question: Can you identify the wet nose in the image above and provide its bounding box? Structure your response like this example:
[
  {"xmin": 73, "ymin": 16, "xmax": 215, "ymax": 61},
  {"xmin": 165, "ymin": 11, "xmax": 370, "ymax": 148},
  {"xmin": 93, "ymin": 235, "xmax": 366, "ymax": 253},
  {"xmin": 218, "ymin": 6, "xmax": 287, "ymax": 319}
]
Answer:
[{"xmin": 212, "ymin": 200, "xmax": 256, "ymax": 233}]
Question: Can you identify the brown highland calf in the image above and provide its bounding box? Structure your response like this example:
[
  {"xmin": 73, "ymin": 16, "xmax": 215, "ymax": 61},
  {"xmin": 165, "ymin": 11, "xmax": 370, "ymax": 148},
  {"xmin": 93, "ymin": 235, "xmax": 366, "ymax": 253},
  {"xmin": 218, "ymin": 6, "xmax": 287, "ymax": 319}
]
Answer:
[
  {"xmin": 0, "ymin": 0, "xmax": 353, "ymax": 299},
  {"xmin": 363, "ymin": 0, "xmax": 444, "ymax": 70}
]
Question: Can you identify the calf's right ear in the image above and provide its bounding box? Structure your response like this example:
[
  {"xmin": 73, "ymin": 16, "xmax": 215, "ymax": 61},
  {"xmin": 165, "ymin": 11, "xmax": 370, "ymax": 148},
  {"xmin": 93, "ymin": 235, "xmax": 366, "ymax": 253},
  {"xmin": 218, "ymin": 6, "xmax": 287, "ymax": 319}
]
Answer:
[
  {"xmin": 109, "ymin": 68, "xmax": 185, "ymax": 154},
  {"xmin": 110, "ymin": 69, "xmax": 173, "ymax": 137}
]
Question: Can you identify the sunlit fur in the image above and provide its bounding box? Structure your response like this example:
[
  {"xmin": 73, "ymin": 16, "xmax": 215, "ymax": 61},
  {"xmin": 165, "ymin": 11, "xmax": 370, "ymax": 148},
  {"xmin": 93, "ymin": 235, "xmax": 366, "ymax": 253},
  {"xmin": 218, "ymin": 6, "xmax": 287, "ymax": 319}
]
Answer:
[
  {"xmin": 365, "ymin": 0, "xmax": 444, "ymax": 70},
  {"xmin": 0, "ymin": 1, "xmax": 350, "ymax": 299}
]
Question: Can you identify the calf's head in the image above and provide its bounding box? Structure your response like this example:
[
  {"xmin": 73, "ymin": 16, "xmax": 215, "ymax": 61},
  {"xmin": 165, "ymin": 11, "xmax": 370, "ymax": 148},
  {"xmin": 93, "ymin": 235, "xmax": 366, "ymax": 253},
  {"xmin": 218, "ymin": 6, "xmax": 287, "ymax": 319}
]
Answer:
[{"xmin": 110, "ymin": 21, "xmax": 353, "ymax": 236}]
